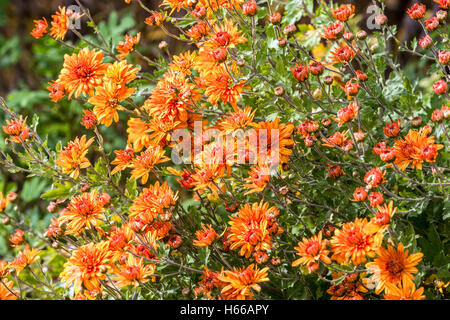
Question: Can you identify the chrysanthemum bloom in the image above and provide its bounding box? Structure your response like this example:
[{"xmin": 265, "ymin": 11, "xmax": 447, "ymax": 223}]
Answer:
[
  {"xmin": 59, "ymin": 190, "xmax": 107, "ymax": 235},
  {"xmin": 129, "ymin": 181, "xmax": 178, "ymax": 222},
  {"xmin": 380, "ymin": 147, "xmax": 396, "ymax": 162},
  {"xmin": 407, "ymin": 3, "xmax": 426, "ymax": 20},
  {"xmin": 333, "ymin": 101, "xmax": 358, "ymax": 126},
  {"xmin": 0, "ymin": 260, "xmax": 10, "ymax": 278},
  {"xmin": 187, "ymin": 21, "xmax": 209, "ymax": 40},
  {"xmin": 195, "ymin": 266, "xmax": 223, "ymax": 298},
  {"xmin": 384, "ymin": 280, "xmax": 425, "ymax": 300},
  {"xmin": 129, "ymin": 145, "xmax": 169, "ymax": 184},
  {"xmin": 297, "ymin": 120, "xmax": 319, "ymax": 138},
  {"xmin": 366, "ymin": 243, "xmax": 423, "ymax": 294},
  {"xmin": 30, "ymin": 18, "xmax": 48, "ymax": 39},
  {"xmin": 110, "ymin": 147, "xmax": 134, "ymax": 175},
  {"xmin": 58, "ymin": 47, "xmax": 108, "ymax": 99},
  {"xmin": 2, "ymin": 116, "xmax": 30, "ymax": 144},
  {"xmin": 116, "ymin": 33, "xmax": 141, "ymax": 60},
  {"xmin": 292, "ymin": 231, "xmax": 331, "ymax": 272},
  {"xmin": 216, "ymin": 107, "xmax": 256, "ymax": 131},
  {"xmin": 228, "ymin": 201, "xmax": 278, "ymax": 258},
  {"xmin": 322, "ymin": 131, "xmax": 348, "ymax": 148},
  {"xmin": 193, "ymin": 224, "xmax": 218, "ymax": 247},
  {"xmin": 372, "ymin": 201, "xmax": 396, "ymax": 226},
  {"xmin": 169, "ymin": 51, "xmax": 198, "ymax": 75},
  {"xmin": 330, "ymin": 218, "xmax": 383, "ymax": 266},
  {"xmin": 206, "ymin": 19, "xmax": 247, "ymax": 49},
  {"xmin": 104, "ymin": 60, "xmax": 139, "ymax": 86},
  {"xmin": 327, "ymin": 273, "xmax": 367, "ymax": 300},
  {"xmin": 88, "ymin": 80, "xmax": 134, "ymax": 126},
  {"xmin": 419, "ymin": 35, "xmax": 433, "ymax": 49},
  {"xmin": 44, "ymin": 217, "xmax": 62, "ymax": 238},
  {"xmin": 190, "ymin": 163, "xmax": 225, "ymax": 198},
  {"xmin": 383, "ymin": 121, "xmax": 400, "ymax": 137},
  {"xmin": 368, "ymin": 192, "xmax": 384, "ymax": 207},
  {"xmin": 364, "ymin": 167, "xmax": 386, "ymax": 189},
  {"xmin": 329, "ymin": 44, "xmax": 356, "ymax": 64},
  {"xmin": 344, "ymin": 78, "xmax": 359, "ymax": 96},
  {"xmin": 327, "ymin": 163, "xmax": 345, "ymax": 178},
  {"xmin": 107, "ymin": 225, "xmax": 134, "ymax": 263},
  {"xmin": 431, "ymin": 109, "xmax": 444, "ymax": 122},
  {"xmin": 49, "ymin": 6, "xmax": 70, "ymax": 40},
  {"xmin": 145, "ymin": 11, "xmax": 165, "ymax": 26},
  {"xmin": 432, "ymin": 79, "xmax": 448, "ymax": 95},
  {"xmin": 56, "ymin": 135, "xmax": 94, "ymax": 179},
  {"xmin": 9, "ymin": 229, "xmax": 24, "ymax": 247},
  {"xmin": 60, "ymin": 241, "xmax": 110, "ymax": 294},
  {"xmin": 434, "ymin": 0, "xmax": 450, "ymax": 9},
  {"xmin": 79, "ymin": 109, "xmax": 97, "ymax": 129},
  {"xmin": 126, "ymin": 117, "xmax": 153, "ymax": 152},
  {"xmin": 251, "ymin": 118, "xmax": 295, "ymax": 165},
  {"xmin": 244, "ymin": 165, "xmax": 271, "ymax": 194},
  {"xmin": 112, "ymin": 254, "xmax": 155, "ymax": 288},
  {"xmin": 393, "ymin": 128, "xmax": 443, "ymax": 170},
  {"xmin": 350, "ymin": 187, "xmax": 368, "ymax": 202},
  {"xmin": 438, "ymin": 50, "xmax": 450, "ymax": 65},
  {"xmin": 331, "ymin": 5, "xmax": 355, "ymax": 22},
  {"xmin": 145, "ymin": 72, "xmax": 200, "ymax": 125},
  {"xmin": 47, "ymin": 80, "xmax": 65, "ymax": 102},
  {"xmin": 322, "ymin": 22, "xmax": 344, "ymax": 40},
  {"xmin": 219, "ymin": 264, "xmax": 269, "ymax": 300},
  {"xmin": 0, "ymin": 279, "xmax": 18, "ymax": 300},
  {"xmin": 291, "ymin": 63, "xmax": 309, "ymax": 82},
  {"xmin": 203, "ymin": 66, "xmax": 248, "ymax": 109},
  {"xmin": 11, "ymin": 245, "xmax": 41, "ymax": 274},
  {"xmin": 425, "ymin": 17, "xmax": 439, "ymax": 31}
]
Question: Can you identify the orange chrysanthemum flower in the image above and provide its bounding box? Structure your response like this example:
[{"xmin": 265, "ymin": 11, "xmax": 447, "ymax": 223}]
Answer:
[
  {"xmin": 329, "ymin": 43, "xmax": 357, "ymax": 64},
  {"xmin": 191, "ymin": 164, "xmax": 225, "ymax": 198},
  {"xmin": 9, "ymin": 229, "xmax": 24, "ymax": 247},
  {"xmin": 104, "ymin": 60, "xmax": 139, "ymax": 86},
  {"xmin": 2, "ymin": 116, "xmax": 30, "ymax": 144},
  {"xmin": 111, "ymin": 146, "xmax": 135, "ymax": 175},
  {"xmin": 333, "ymin": 101, "xmax": 359, "ymax": 126},
  {"xmin": 59, "ymin": 190, "xmax": 107, "ymax": 235},
  {"xmin": 169, "ymin": 51, "xmax": 198, "ymax": 75},
  {"xmin": 48, "ymin": 80, "xmax": 66, "ymax": 102},
  {"xmin": 49, "ymin": 6, "xmax": 70, "ymax": 40},
  {"xmin": 56, "ymin": 135, "xmax": 94, "ymax": 179},
  {"xmin": 327, "ymin": 273, "xmax": 367, "ymax": 300},
  {"xmin": 112, "ymin": 254, "xmax": 155, "ymax": 288},
  {"xmin": 127, "ymin": 117, "xmax": 153, "ymax": 152},
  {"xmin": 130, "ymin": 146, "xmax": 170, "ymax": 184},
  {"xmin": 11, "ymin": 245, "xmax": 41, "ymax": 274},
  {"xmin": 228, "ymin": 201, "xmax": 278, "ymax": 258},
  {"xmin": 116, "ymin": 33, "xmax": 141, "ymax": 60},
  {"xmin": 206, "ymin": 19, "xmax": 247, "ymax": 49},
  {"xmin": 31, "ymin": 18, "xmax": 48, "ymax": 39},
  {"xmin": 292, "ymin": 231, "xmax": 331, "ymax": 272},
  {"xmin": 60, "ymin": 241, "xmax": 110, "ymax": 294},
  {"xmin": 129, "ymin": 181, "xmax": 178, "ymax": 222},
  {"xmin": 330, "ymin": 218, "xmax": 383, "ymax": 266},
  {"xmin": 88, "ymin": 80, "xmax": 135, "ymax": 126},
  {"xmin": 219, "ymin": 264, "xmax": 269, "ymax": 300},
  {"xmin": 366, "ymin": 243, "xmax": 423, "ymax": 294},
  {"xmin": 58, "ymin": 47, "xmax": 108, "ymax": 99},
  {"xmin": 0, "ymin": 279, "xmax": 18, "ymax": 300},
  {"xmin": 216, "ymin": 107, "xmax": 256, "ymax": 131},
  {"xmin": 393, "ymin": 128, "xmax": 444, "ymax": 171},
  {"xmin": 384, "ymin": 280, "xmax": 425, "ymax": 300},
  {"xmin": 371, "ymin": 201, "xmax": 397, "ymax": 226},
  {"xmin": 193, "ymin": 224, "xmax": 218, "ymax": 247},
  {"xmin": 107, "ymin": 225, "xmax": 134, "ymax": 263},
  {"xmin": 244, "ymin": 165, "xmax": 271, "ymax": 195}
]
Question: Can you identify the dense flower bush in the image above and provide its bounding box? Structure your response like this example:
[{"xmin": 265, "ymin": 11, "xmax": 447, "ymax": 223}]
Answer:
[{"xmin": 0, "ymin": 0, "xmax": 449, "ymax": 300}]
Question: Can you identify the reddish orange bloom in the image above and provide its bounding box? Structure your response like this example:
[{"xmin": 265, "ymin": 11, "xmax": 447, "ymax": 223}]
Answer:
[
  {"xmin": 217, "ymin": 107, "xmax": 256, "ymax": 131},
  {"xmin": 88, "ymin": 80, "xmax": 134, "ymax": 126},
  {"xmin": 112, "ymin": 254, "xmax": 155, "ymax": 288},
  {"xmin": 9, "ymin": 229, "xmax": 24, "ymax": 247},
  {"xmin": 330, "ymin": 218, "xmax": 383, "ymax": 266},
  {"xmin": 244, "ymin": 165, "xmax": 270, "ymax": 195},
  {"xmin": 111, "ymin": 146, "xmax": 134, "ymax": 175},
  {"xmin": 219, "ymin": 264, "xmax": 269, "ymax": 300},
  {"xmin": 116, "ymin": 33, "xmax": 141, "ymax": 60},
  {"xmin": 322, "ymin": 22, "xmax": 344, "ymax": 40},
  {"xmin": 187, "ymin": 21, "xmax": 209, "ymax": 40},
  {"xmin": 44, "ymin": 217, "xmax": 63, "ymax": 238},
  {"xmin": 434, "ymin": 0, "xmax": 450, "ymax": 9},
  {"xmin": 80, "ymin": 109, "xmax": 98, "ymax": 129},
  {"xmin": 333, "ymin": 101, "xmax": 358, "ymax": 126},
  {"xmin": 364, "ymin": 167, "xmax": 386, "ymax": 189},
  {"xmin": 2, "ymin": 116, "xmax": 30, "ymax": 144},
  {"xmin": 129, "ymin": 181, "xmax": 178, "ymax": 223},
  {"xmin": 31, "ymin": 18, "xmax": 48, "ymax": 39},
  {"xmin": 331, "ymin": 5, "xmax": 355, "ymax": 22},
  {"xmin": 393, "ymin": 128, "xmax": 444, "ymax": 171},
  {"xmin": 384, "ymin": 280, "xmax": 425, "ymax": 300},
  {"xmin": 49, "ymin": 6, "xmax": 70, "ymax": 40},
  {"xmin": 327, "ymin": 273, "xmax": 367, "ymax": 300},
  {"xmin": 130, "ymin": 146, "xmax": 170, "ymax": 184},
  {"xmin": 366, "ymin": 243, "xmax": 423, "ymax": 294},
  {"xmin": 350, "ymin": 187, "xmax": 368, "ymax": 202},
  {"xmin": 58, "ymin": 47, "xmax": 108, "ymax": 99},
  {"xmin": 59, "ymin": 190, "xmax": 107, "ymax": 235},
  {"xmin": 127, "ymin": 117, "xmax": 153, "ymax": 152},
  {"xmin": 145, "ymin": 11, "xmax": 165, "ymax": 26},
  {"xmin": 0, "ymin": 279, "xmax": 18, "ymax": 300},
  {"xmin": 193, "ymin": 224, "xmax": 218, "ymax": 247},
  {"xmin": 60, "ymin": 241, "xmax": 110, "ymax": 294},
  {"xmin": 372, "ymin": 201, "xmax": 396, "ymax": 226},
  {"xmin": 329, "ymin": 44, "xmax": 356, "ymax": 64},
  {"xmin": 206, "ymin": 19, "xmax": 247, "ymax": 49},
  {"xmin": 292, "ymin": 231, "xmax": 331, "ymax": 272},
  {"xmin": 195, "ymin": 266, "xmax": 223, "ymax": 298},
  {"xmin": 48, "ymin": 80, "xmax": 66, "ymax": 102},
  {"xmin": 108, "ymin": 225, "xmax": 134, "ymax": 263},
  {"xmin": 11, "ymin": 245, "xmax": 41, "ymax": 274},
  {"xmin": 169, "ymin": 51, "xmax": 198, "ymax": 75},
  {"xmin": 56, "ymin": 135, "xmax": 94, "ymax": 179},
  {"xmin": 327, "ymin": 163, "xmax": 345, "ymax": 178},
  {"xmin": 104, "ymin": 60, "xmax": 139, "ymax": 86},
  {"xmin": 228, "ymin": 201, "xmax": 278, "ymax": 258}
]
